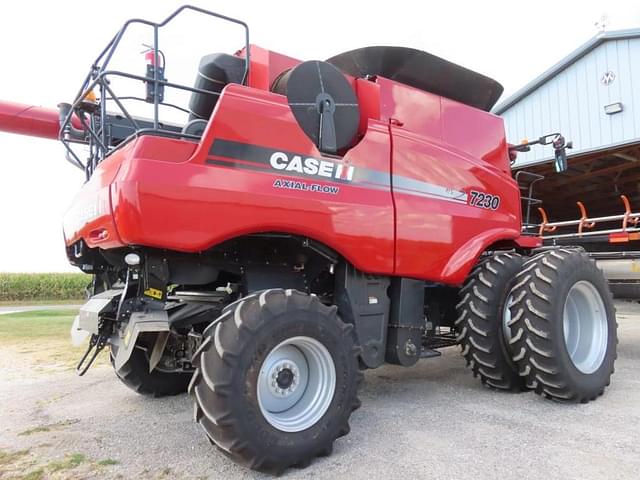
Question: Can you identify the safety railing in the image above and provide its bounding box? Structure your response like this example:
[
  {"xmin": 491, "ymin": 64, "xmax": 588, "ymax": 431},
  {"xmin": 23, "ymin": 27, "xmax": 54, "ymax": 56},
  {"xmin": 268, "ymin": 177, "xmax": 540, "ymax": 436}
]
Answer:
[
  {"xmin": 515, "ymin": 170, "xmax": 545, "ymax": 235},
  {"xmin": 58, "ymin": 5, "xmax": 250, "ymax": 179}
]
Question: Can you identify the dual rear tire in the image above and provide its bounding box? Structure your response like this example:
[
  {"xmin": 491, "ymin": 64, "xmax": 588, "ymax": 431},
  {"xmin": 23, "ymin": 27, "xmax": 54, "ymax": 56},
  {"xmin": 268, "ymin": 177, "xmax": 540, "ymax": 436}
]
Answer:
[
  {"xmin": 456, "ymin": 252, "xmax": 526, "ymax": 391},
  {"xmin": 457, "ymin": 249, "xmax": 617, "ymax": 402},
  {"xmin": 508, "ymin": 248, "xmax": 617, "ymax": 402}
]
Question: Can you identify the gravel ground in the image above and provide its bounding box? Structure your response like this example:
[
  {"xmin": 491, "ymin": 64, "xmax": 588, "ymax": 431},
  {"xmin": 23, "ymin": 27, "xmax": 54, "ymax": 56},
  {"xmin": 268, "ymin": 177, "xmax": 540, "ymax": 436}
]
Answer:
[{"xmin": 1, "ymin": 301, "xmax": 639, "ymax": 479}]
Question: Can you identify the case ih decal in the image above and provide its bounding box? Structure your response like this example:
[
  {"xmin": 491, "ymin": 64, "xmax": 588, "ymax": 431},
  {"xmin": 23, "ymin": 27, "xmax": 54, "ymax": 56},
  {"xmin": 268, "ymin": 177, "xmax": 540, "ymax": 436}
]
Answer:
[
  {"xmin": 269, "ymin": 152, "xmax": 355, "ymax": 181},
  {"xmin": 207, "ymin": 139, "xmax": 355, "ymax": 183},
  {"xmin": 208, "ymin": 138, "xmax": 469, "ymax": 204}
]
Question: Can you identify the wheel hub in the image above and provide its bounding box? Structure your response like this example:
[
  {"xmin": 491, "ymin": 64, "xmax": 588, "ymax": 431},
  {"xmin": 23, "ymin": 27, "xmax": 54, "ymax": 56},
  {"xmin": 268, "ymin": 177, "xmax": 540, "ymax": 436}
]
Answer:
[
  {"xmin": 268, "ymin": 360, "xmax": 300, "ymax": 397},
  {"xmin": 257, "ymin": 336, "xmax": 337, "ymax": 433}
]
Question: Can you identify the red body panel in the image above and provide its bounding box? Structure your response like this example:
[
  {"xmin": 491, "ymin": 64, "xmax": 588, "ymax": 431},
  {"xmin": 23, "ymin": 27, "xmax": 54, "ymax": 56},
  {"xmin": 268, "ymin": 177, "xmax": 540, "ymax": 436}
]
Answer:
[
  {"xmin": 108, "ymin": 86, "xmax": 395, "ymax": 275},
  {"xmin": 63, "ymin": 146, "xmax": 126, "ymax": 250},
  {"xmin": 376, "ymin": 79, "xmax": 522, "ymax": 283},
  {"xmin": 61, "ymin": 46, "xmax": 536, "ymax": 285}
]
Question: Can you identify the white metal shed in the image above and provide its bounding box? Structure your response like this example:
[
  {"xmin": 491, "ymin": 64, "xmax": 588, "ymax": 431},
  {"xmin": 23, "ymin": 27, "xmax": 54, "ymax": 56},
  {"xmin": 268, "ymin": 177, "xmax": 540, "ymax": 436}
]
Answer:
[
  {"xmin": 495, "ymin": 29, "xmax": 640, "ymax": 296},
  {"xmin": 495, "ymin": 28, "xmax": 640, "ymax": 166}
]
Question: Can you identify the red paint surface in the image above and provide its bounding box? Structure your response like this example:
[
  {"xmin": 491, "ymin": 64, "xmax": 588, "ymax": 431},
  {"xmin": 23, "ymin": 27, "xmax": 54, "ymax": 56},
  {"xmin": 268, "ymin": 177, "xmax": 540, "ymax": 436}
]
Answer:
[
  {"xmin": 0, "ymin": 100, "xmax": 82, "ymax": 140},
  {"xmin": 54, "ymin": 46, "xmax": 536, "ymax": 285}
]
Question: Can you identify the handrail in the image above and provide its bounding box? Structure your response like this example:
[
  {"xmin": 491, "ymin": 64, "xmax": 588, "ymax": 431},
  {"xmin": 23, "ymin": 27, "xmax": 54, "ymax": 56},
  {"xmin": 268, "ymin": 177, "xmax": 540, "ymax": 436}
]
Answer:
[{"xmin": 59, "ymin": 5, "xmax": 250, "ymax": 177}]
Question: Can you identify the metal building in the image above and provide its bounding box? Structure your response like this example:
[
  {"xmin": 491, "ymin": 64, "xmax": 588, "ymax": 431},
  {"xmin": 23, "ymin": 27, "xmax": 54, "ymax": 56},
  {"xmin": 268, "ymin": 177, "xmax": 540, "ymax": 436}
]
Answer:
[
  {"xmin": 495, "ymin": 28, "xmax": 640, "ymax": 166},
  {"xmin": 494, "ymin": 28, "xmax": 640, "ymax": 295}
]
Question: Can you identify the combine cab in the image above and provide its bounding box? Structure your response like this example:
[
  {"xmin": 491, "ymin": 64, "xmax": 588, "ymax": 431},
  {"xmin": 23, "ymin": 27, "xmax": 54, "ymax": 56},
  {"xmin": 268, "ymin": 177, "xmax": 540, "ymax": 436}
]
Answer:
[{"xmin": 0, "ymin": 6, "xmax": 617, "ymax": 474}]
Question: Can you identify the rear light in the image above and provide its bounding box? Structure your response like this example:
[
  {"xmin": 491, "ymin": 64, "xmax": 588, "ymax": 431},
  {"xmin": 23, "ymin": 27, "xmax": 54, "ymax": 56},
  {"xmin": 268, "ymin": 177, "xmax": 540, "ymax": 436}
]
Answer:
[{"xmin": 89, "ymin": 228, "xmax": 110, "ymax": 242}]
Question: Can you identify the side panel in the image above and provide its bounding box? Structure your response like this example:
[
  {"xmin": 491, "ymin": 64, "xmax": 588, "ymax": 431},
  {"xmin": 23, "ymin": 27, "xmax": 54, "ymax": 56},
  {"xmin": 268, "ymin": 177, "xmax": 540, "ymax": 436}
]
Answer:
[
  {"xmin": 63, "ymin": 144, "xmax": 129, "ymax": 250},
  {"xmin": 441, "ymin": 98, "xmax": 511, "ymax": 174},
  {"xmin": 391, "ymin": 121, "xmax": 522, "ymax": 285},
  {"xmin": 111, "ymin": 85, "xmax": 395, "ymax": 275},
  {"xmin": 63, "ymin": 137, "xmax": 198, "ymax": 250}
]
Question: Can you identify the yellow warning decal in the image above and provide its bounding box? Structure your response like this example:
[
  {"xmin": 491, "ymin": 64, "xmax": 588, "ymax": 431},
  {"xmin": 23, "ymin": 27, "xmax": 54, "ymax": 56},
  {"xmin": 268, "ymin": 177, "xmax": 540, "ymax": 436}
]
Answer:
[
  {"xmin": 144, "ymin": 288, "xmax": 163, "ymax": 299},
  {"xmin": 123, "ymin": 328, "xmax": 132, "ymax": 347}
]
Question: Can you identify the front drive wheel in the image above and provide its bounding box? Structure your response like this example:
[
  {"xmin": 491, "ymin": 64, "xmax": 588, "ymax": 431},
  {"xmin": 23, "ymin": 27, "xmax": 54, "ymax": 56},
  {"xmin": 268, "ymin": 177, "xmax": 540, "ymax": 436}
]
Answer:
[
  {"xmin": 190, "ymin": 289, "xmax": 362, "ymax": 474},
  {"xmin": 508, "ymin": 249, "xmax": 617, "ymax": 402}
]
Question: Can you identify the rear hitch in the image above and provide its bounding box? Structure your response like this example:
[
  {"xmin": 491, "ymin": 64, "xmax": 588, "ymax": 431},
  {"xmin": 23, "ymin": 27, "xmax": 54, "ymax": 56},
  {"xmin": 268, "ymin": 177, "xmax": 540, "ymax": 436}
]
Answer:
[{"xmin": 76, "ymin": 332, "xmax": 110, "ymax": 376}]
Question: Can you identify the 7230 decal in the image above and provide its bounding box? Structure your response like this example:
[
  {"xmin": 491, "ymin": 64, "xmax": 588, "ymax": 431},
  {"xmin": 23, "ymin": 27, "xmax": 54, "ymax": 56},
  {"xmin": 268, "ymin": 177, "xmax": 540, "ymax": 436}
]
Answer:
[{"xmin": 469, "ymin": 190, "xmax": 500, "ymax": 210}]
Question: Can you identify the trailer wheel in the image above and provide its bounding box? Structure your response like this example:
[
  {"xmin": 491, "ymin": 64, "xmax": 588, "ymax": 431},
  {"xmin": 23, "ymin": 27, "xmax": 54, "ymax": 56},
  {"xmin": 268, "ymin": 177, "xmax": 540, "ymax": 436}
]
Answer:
[
  {"xmin": 190, "ymin": 289, "xmax": 362, "ymax": 475},
  {"xmin": 110, "ymin": 346, "xmax": 192, "ymax": 397},
  {"xmin": 509, "ymin": 249, "xmax": 617, "ymax": 402},
  {"xmin": 456, "ymin": 252, "xmax": 527, "ymax": 391}
]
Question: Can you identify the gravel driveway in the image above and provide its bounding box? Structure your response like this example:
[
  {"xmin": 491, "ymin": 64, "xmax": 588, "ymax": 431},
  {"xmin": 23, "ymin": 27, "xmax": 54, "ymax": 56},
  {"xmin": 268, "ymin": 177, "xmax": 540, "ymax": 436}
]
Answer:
[{"xmin": 1, "ymin": 301, "xmax": 639, "ymax": 479}]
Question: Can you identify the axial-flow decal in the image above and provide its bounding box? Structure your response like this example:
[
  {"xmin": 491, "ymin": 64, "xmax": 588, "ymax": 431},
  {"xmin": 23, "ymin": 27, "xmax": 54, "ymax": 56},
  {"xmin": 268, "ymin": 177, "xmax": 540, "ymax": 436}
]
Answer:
[{"xmin": 273, "ymin": 179, "xmax": 340, "ymax": 194}]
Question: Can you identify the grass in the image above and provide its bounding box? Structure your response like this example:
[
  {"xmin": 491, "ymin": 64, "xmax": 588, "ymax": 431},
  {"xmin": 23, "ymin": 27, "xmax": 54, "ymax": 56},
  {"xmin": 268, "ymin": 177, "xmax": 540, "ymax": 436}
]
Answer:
[
  {"xmin": 0, "ymin": 309, "xmax": 99, "ymax": 369},
  {"xmin": 22, "ymin": 468, "xmax": 45, "ymax": 480},
  {"xmin": 18, "ymin": 419, "xmax": 79, "ymax": 436},
  {"xmin": 0, "ymin": 309, "xmax": 79, "ymax": 342},
  {"xmin": 0, "ymin": 299, "xmax": 83, "ymax": 306},
  {"xmin": 47, "ymin": 453, "xmax": 86, "ymax": 472},
  {"xmin": 0, "ymin": 447, "xmax": 111, "ymax": 479},
  {"xmin": 0, "ymin": 449, "xmax": 30, "ymax": 467}
]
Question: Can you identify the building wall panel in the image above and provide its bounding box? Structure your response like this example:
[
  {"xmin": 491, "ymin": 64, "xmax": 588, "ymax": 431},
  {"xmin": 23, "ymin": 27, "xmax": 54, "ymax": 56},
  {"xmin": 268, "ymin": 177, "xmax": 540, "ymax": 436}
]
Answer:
[{"xmin": 501, "ymin": 37, "xmax": 640, "ymax": 165}]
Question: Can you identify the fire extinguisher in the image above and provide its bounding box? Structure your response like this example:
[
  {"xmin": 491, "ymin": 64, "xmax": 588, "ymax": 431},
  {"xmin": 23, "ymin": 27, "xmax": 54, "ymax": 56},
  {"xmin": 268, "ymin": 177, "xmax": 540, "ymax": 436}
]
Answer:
[{"xmin": 144, "ymin": 47, "xmax": 165, "ymax": 104}]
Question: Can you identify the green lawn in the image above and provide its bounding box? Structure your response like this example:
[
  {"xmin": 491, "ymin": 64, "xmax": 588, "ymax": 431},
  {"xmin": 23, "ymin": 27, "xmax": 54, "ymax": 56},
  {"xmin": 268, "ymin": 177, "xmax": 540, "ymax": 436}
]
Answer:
[
  {"xmin": 0, "ymin": 309, "xmax": 94, "ymax": 369},
  {"xmin": 0, "ymin": 310, "xmax": 78, "ymax": 341},
  {"xmin": 0, "ymin": 299, "xmax": 83, "ymax": 306}
]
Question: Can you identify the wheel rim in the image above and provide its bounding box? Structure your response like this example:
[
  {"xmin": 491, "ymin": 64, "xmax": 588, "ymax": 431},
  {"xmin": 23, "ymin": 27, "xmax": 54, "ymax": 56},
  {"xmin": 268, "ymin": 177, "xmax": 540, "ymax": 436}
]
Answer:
[
  {"xmin": 502, "ymin": 291, "xmax": 516, "ymax": 346},
  {"xmin": 257, "ymin": 336, "xmax": 336, "ymax": 432},
  {"xmin": 562, "ymin": 281, "xmax": 608, "ymax": 374}
]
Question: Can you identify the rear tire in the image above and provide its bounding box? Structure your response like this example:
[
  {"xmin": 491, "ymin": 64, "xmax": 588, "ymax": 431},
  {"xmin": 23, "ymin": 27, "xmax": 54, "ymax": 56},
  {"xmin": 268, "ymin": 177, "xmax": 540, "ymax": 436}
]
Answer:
[
  {"xmin": 456, "ymin": 252, "xmax": 527, "ymax": 391},
  {"xmin": 110, "ymin": 346, "xmax": 192, "ymax": 397},
  {"xmin": 190, "ymin": 289, "xmax": 362, "ymax": 475},
  {"xmin": 508, "ymin": 248, "xmax": 617, "ymax": 402}
]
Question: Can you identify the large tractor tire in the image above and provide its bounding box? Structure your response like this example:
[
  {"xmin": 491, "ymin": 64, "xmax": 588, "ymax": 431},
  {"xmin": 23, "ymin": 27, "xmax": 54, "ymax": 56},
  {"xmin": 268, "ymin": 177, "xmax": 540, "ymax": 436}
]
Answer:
[
  {"xmin": 508, "ymin": 248, "xmax": 617, "ymax": 402},
  {"xmin": 190, "ymin": 289, "xmax": 362, "ymax": 475},
  {"xmin": 456, "ymin": 252, "xmax": 527, "ymax": 391},
  {"xmin": 110, "ymin": 346, "xmax": 192, "ymax": 397}
]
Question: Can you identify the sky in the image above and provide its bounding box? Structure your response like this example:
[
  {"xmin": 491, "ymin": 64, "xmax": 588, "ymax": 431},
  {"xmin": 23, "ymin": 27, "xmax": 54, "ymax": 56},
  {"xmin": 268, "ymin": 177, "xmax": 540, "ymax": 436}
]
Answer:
[{"xmin": 0, "ymin": 0, "xmax": 639, "ymax": 272}]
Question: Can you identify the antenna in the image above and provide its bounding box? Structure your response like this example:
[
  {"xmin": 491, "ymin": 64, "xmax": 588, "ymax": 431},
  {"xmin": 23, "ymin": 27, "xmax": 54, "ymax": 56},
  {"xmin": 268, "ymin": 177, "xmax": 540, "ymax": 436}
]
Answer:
[{"xmin": 594, "ymin": 13, "xmax": 608, "ymax": 33}]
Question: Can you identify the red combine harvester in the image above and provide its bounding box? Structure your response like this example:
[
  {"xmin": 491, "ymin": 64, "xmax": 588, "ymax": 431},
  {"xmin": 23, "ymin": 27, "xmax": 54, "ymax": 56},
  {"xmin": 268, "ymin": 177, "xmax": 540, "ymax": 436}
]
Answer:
[{"xmin": 0, "ymin": 6, "xmax": 618, "ymax": 474}]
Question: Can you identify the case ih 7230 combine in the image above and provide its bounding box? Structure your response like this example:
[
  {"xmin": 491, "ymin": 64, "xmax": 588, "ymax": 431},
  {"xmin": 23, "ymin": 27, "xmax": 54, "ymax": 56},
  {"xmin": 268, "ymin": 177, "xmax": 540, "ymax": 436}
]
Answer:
[{"xmin": 1, "ymin": 6, "xmax": 617, "ymax": 474}]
